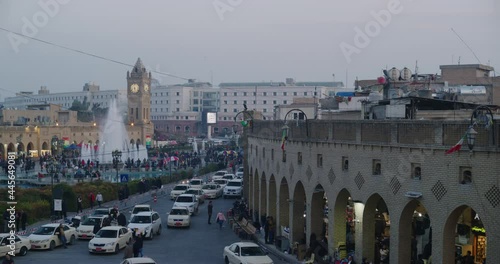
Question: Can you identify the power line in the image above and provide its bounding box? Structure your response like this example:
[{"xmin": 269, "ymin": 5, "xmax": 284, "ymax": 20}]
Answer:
[
  {"xmin": 0, "ymin": 27, "xmax": 191, "ymax": 81},
  {"xmin": 451, "ymin": 28, "xmax": 481, "ymax": 64}
]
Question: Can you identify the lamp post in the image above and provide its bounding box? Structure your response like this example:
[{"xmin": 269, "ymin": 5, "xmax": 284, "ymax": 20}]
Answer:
[
  {"xmin": 47, "ymin": 158, "xmax": 59, "ymax": 217},
  {"xmin": 112, "ymin": 150, "xmax": 122, "ymax": 183},
  {"xmin": 467, "ymin": 105, "xmax": 495, "ymax": 152}
]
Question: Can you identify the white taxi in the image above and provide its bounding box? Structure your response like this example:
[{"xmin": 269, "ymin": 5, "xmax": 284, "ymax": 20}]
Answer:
[
  {"xmin": 28, "ymin": 223, "xmax": 76, "ymax": 250},
  {"xmin": 127, "ymin": 211, "xmax": 162, "ymax": 240},
  {"xmin": 166, "ymin": 207, "xmax": 191, "ymax": 228},
  {"xmin": 170, "ymin": 184, "xmax": 190, "ymax": 200},
  {"xmin": 76, "ymin": 216, "xmax": 105, "ymax": 239},
  {"xmin": 121, "ymin": 257, "xmax": 157, "ymax": 264},
  {"xmin": 188, "ymin": 178, "xmax": 204, "ymax": 190},
  {"xmin": 129, "ymin": 204, "xmax": 152, "ymax": 220},
  {"xmin": 0, "ymin": 233, "xmax": 30, "ymax": 256},
  {"xmin": 88, "ymin": 226, "xmax": 132, "ymax": 254},
  {"xmin": 202, "ymin": 183, "xmax": 222, "ymax": 199},
  {"xmin": 173, "ymin": 194, "xmax": 199, "ymax": 215},
  {"xmin": 223, "ymin": 242, "xmax": 273, "ymax": 264}
]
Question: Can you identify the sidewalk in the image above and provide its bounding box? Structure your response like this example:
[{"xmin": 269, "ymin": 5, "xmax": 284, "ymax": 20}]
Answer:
[{"xmin": 14, "ymin": 183, "xmax": 174, "ymax": 236}]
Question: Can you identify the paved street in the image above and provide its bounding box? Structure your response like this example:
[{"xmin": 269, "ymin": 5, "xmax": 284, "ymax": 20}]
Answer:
[{"xmin": 15, "ymin": 191, "xmax": 288, "ymax": 264}]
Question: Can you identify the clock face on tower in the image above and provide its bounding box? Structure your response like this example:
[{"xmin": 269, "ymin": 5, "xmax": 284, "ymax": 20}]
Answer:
[
  {"xmin": 130, "ymin": 84, "xmax": 139, "ymax": 93},
  {"xmin": 144, "ymin": 84, "xmax": 149, "ymax": 92}
]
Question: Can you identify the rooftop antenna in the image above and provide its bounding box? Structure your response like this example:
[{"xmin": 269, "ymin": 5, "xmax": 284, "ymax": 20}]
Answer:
[
  {"xmin": 451, "ymin": 28, "xmax": 481, "ymax": 64},
  {"xmin": 458, "ymin": 56, "xmax": 461, "ymax": 65},
  {"xmin": 414, "ymin": 60, "xmax": 418, "ymax": 81}
]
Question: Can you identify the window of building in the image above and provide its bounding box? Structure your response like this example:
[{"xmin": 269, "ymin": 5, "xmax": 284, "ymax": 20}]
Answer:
[
  {"xmin": 176, "ymin": 92, "xmax": 180, "ymax": 96},
  {"xmin": 283, "ymin": 100, "xmax": 288, "ymax": 104},
  {"xmin": 298, "ymin": 152, "xmax": 302, "ymax": 165},
  {"xmin": 342, "ymin": 156, "xmax": 348, "ymax": 171},
  {"xmin": 224, "ymin": 92, "xmax": 227, "ymax": 96},
  {"xmin": 460, "ymin": 167, "xmax": 472, "ymax": 184},
  {"xmin": 214, "ymin": 127, "xmax": 219, "ymax": 133},
  {"xmin": 176, "ymin": 108, "xmax": 180, "ymax": 112},
  {"xmin": 223, "ymin": 117, "xmax": 227, "ymax": 120},
  {"xmin": 224, "ymin": 100, "xmax": 228, "ymax": 105},
  {"xmin": 253, "ymin": 92, "xmax": 256, "ymax": 96},
  {"xmin": 176, "ymin": 100, "xmax": 180, "ymax": 104},
  {"xmin": 193, "ymin": 91, "xmax": 199, "ymax": 97},
  {"xmin": 234, "ymin": 100, "xmax": 237, "ymax": 104},
  {"xmin": 314, "ymin": 92, "xmax": 317, "ymax": 96},
  {"xmin": 304, "ymin": 92, "xmax": 307, "ymax": 96},
  {"xmin": 263, "ymin": 92, "xmax": 267, "ymax": 96},
  {"xmin": 273, "ymin": 100, "xmax": 277, "ymax": 104},
  {"xmin": 244, "ymin": 92, "xmax": 247, "ymax": 96},
  {"xmin": 284, "ymin": 92, "xmax": 288, "ymax": 96},
  {"xmin": 224, "ymin": 109, "xmax": 228, "ymax": 112},
  {"xmin": 193, "ymin": 99, "xmax": 199, "ymax": 104},
  {"xmin": 253, "ymin": 100, "xmax": 256, "ymax": 104},
  {"xmin": 273, "ymin": 92, "xmax": 277, "ymax": 96},
  {"xmin": 233, "ymin": 109, "xmax": 238, "ymax": 113},
  {"xmin": 411, "ymin": 163, "xmax": 422, "ymax": 180},
  {"xmin": 176, "ymin": 126, "xmax": 181, "ymax": 131},
  {"xmin": 243, "ymin": 100, "xmax": 247, "ymax": 104},
  {"xmin": 176, "ymin": 116, "xmax": 179, "ymax": 120},
  {"xmin": 185, "ymin": 116, "xmax": 189, "ymax": 120},
  {"xmin": 233, "ymin": 92, "xmax": 237, "ymax": 96},
  {"xmin": 263, "ymin": 100, "xmax": 267, "ymax": 104},
  {"xmin": 317, "ymin": 154, "xmax": 323, "ymax": 167},
  {"xmin": 193, "ymin": 107, "xmax": 199, "ymax": 111},
  {"xmin": 373, "ymin": 159, "xmax": 381, "ymax": 175}
]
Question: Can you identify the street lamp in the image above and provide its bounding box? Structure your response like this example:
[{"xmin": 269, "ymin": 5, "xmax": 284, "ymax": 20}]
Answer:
[
  {"xmin": 47, "ymin": 158, "xmax": 59, "ymax": 218},
  {"xmin": 112, "ymin": 150, "xmax": 122, "ymax": 183},
  {"xmin": 468, "ymin": 105, "xmax": 495, "ymax": 151}
]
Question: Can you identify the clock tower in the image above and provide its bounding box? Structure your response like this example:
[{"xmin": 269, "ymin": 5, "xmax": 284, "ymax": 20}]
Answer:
[{"xmin": 127, "ymin": 58, "xmax": 151, "ymax": 126}]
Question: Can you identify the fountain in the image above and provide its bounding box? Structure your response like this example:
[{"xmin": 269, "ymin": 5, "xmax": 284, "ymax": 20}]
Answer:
[{"xmin": 80, "ymin": 99, "xmax": 148, "ymax": 164}]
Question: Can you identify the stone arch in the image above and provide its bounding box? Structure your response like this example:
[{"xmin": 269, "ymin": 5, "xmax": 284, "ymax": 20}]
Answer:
[
  {"xmin": 247, "ymin": 167, "xmax": 253, "ymax": 212},
  {"xmin": 268, "ymin": 174, "xmax": 277, "ymax": 227},
  {"xmin": 27, "ymin": 142, "xmax": 34, "ymax": 151},
  {"xmin": 0, "ymin": 144, "xmax": 5, "ymax": 158},
  {"xmin": 398, "ymin": 200, "xmax": 431, "ymax": 264},
  {"xmin": 292, "ymin": 181, "xmax": 306, "ymax": 245},
  {"xmin": 310, "ymin": 184, "xmax": 327, "ymax": 246},
  {"xmin": 260, "ymin": 172, "xmax": 267, "ymax": 222},
  {"xmin": 443, "ymin": 205, "xmax": 487, "ymax": 263},
  {"xmin": 7, "ymin": 143, "xmax": 15, "ymax": 153},
  {"xmin": 361, "ymin": 193, "xmax": 391, "ymax": 262},
  {"xmin": 332, "ymin": 188, "xmax": 353, "ymax": 259},
  {"xmin": 17, "ymin": 142, "xmax": 25, "ymax": 153},
  {"xmin": 41, "ymin": 142, "xmax": 49, "ymax": 150},
  {"xmin": 253, "ymin": 169, "xmax": 260, "ymax": 222},
  {"xmin": 278, "ymin": 177, "xmax": 290, "ymax": 238}
]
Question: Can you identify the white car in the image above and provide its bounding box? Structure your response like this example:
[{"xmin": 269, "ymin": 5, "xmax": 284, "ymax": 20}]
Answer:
[
  {"xmin": 173, "ymin": 194, "xmax": 199, "ymax": 215},
  {"xmin": 224, "ymin": 179, "xmax": 243, "ymax": 199},
  {"xmin": 29, "ymin": 223, "xmax": 76, "ymax": 250},
  {"xmin": 212, "ymin": 170, "xmax": 228, "ymax": 181},
  {"xmin": 129, "ymin": 204, "xmax": 152, "ymax": 220},
  {"xmin": 88, "ymin": 226, "xmax": 132, "ymax": 254},
  {"xmin": 188, "ymin": 178, "xmax": 204, "ymax": 190},
  {"xmin": 92, "ymin": 207, "xmax": 113, "ymax": 217},
  {"xmin": 235, "ymin": 172, "xmax": 243, "ymax": 179},
  {"xmin": 237, "ymin": 167, "xmax": 244, "ymax": 173},
  {"xmin": 121, "ymin": 257, "xmax": 157, "ymax": 264},
  {"xmin": 214, "ymin": 179, "xmax": 228, "ymax": 189},
  {"xmin": 202, "ymin": 184, "xmax": 223, "ymax": 199},
  {"xmin": 166, "ymin": 206, "xmax": 191, "ymax": 228},
  {"xmin": 170, "ymin": 184, "xmax": 190, "ymax": 200},
  {"xmin": 0, "ymin": 233, "xmax": 30, "ymax": 256},
  {"xmin": 223, "ymin": 242, "xmax": 273, "ymax": 264},
  {"xmin": 77, "ymin": 216, "xmax": 105, "ymax": 239},
  {"xmin": 127, "ymin": 211, "xmax": 162, "ymax": 240},
  {"xmin": 223, "ymin": 174, "xmax": 235, "ymax": 181},
  {"xmin": 185, "ymin": 188, "xmax": 206, "ymax": 204}
]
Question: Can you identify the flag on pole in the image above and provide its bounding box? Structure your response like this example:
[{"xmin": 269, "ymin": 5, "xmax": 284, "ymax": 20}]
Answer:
[
  {"xmin": 281, "ymin": 129, "xmax": 287, "ymax": 151},
  {"xmin": 445, "ymin": 134, "xmax": 466, "ymax": 155}
]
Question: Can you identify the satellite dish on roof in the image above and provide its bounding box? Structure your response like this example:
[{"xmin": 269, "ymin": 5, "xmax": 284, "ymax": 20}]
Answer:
[
  {"xmin": 388, "ymin": 67, "xmax": 400, "ymax": 81},
  {"xmin": 401, "ymin": 67, "xmax": 412, "ymax": 80}
]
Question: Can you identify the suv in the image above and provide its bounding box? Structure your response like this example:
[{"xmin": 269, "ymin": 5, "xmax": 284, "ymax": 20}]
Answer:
[
  {"xmin": 223, "ymin": 179, "xmax": 243, "ymax": 199},
  {"xmin": 173, "ymin": 194, "xmax": 199, "ymax": 215}
]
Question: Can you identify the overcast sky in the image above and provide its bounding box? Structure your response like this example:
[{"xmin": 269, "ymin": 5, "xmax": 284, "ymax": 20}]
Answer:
[{"xmin": 0, "ymin": 0, "xmax": 498, "ymax": 99}]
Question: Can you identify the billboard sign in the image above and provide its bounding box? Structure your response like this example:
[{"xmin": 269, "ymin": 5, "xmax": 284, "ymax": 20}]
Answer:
[{"xmin": 207, "ymin": 112, "xmax": 217, "ymax": 124}]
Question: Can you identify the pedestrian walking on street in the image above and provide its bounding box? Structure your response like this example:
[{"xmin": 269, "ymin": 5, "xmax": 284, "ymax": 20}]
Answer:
[
  {"xmin": 96, "ymin": 192, "xmax": 103, "ymax": 207},
  {"xmin": 117, "ymin": 212, "xmax": 127, "ymax": 227},
  {"xmin": 123, "ymin": 239, "xmax": 134, "ymax": 259},
  {"xmin": 77, "ymin": 196, "xmax": 83, "ymax": 213},
  {"xmin": 207, "ymin": 201, "xmax": 213, "ymax": 224},
  {"xmin": 89, "ymin": 192, "xmax": 95, "ymax": 209},
  {"xmin": 133, "ymin": 230, "xmax": 144, "ymax": 257},
  {"xmin": 216, "ymin": 211, "xmax": 226, "ymax": 230}
]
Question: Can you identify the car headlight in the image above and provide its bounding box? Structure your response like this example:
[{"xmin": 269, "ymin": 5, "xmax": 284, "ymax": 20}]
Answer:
[
  {"xmin": 40, "ymin": 239, "xmax": 49, "ymax": 243},
  {"xmin": 145, "ymin": 226, "xmax": 151, "ymax": 231},
  {"xmin": 105, "ymin": 242, "xmax": 115, "ymax": 246}
]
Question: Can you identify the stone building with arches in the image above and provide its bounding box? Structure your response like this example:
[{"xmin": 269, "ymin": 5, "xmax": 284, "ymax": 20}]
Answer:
[{"xmin": 244, "ymin": 119, "xmax": 499, "ymax": 263}]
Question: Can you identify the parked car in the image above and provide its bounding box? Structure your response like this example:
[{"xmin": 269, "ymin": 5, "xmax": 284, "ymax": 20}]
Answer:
[
  {"xmin": 212, "ymin": 170, "xmax": 228, "ymax": 181},
  {"xmin": 76, "ymin": 216, "xmax": 105, "ymax": 239},
  {"xmin": 170, "ymin": 184, "xmax": 190, "ymax": 200},
  {"xmin": 166, "ymin": 206, "xmax": 191, "ymax": 228},
  {"xmin": 235, "ymin": 171, "xmax": 243, "ymax": 179},
  {"xmin": 222, "ymin": 174, "xmax": 235, "ymax": 181},
  {"xmin": 129, "ymin": 204, "xmax": 152, "ymax": 220},
  {"xmin": 0, "ymin": 233, "xmax": 30, "ymax": 256},
  {"xmin": 223, "ymin": 242, "xmax": 273, "ymax": 264},
  {"xmin": 121, "ymin": 257, "xmax": 157, "ymax": 264},
  {"xmin": 88, "ymin": 226, "xmax": 132, "ymax": 254},
  {"xmin": 127, "ymin": 211, "xmax": 162, "ymax": 240},
  {"xmin": 224, "ymin": 179, "xmax": 243, "ymax": 199},
  {"xmin": 188, "ymin": 179, "xmax": 204, "ymax": 190},
  {"xmin": 237, "ymin": 167, "xmax": 244, "ymax": 173},
  {"xmin": 29, "ymin": 223, "xmax": 76, "ymax": 250},
  {"xmin": 184, "ymin": 188, "xmax": 206, "ymax": 204},
  {"xmin": 92, "ymin": 207, "xmax": 113, "ymax": 217},
  {"xmin": 173, "ymin": 194, "xmax": 199, "ymax": 215},
  {"xmin": 202, "ymin": 183, "xmax": 223, "ymax": 199},
  {"xmin": 213, "ymin": 179, "xmax": 228, "ymax": 189}
]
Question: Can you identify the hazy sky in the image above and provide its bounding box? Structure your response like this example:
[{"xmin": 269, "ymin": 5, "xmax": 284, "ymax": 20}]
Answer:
[{"xmin": 0, "ymin": 0, "xmax": 498, "ymax": 99}]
